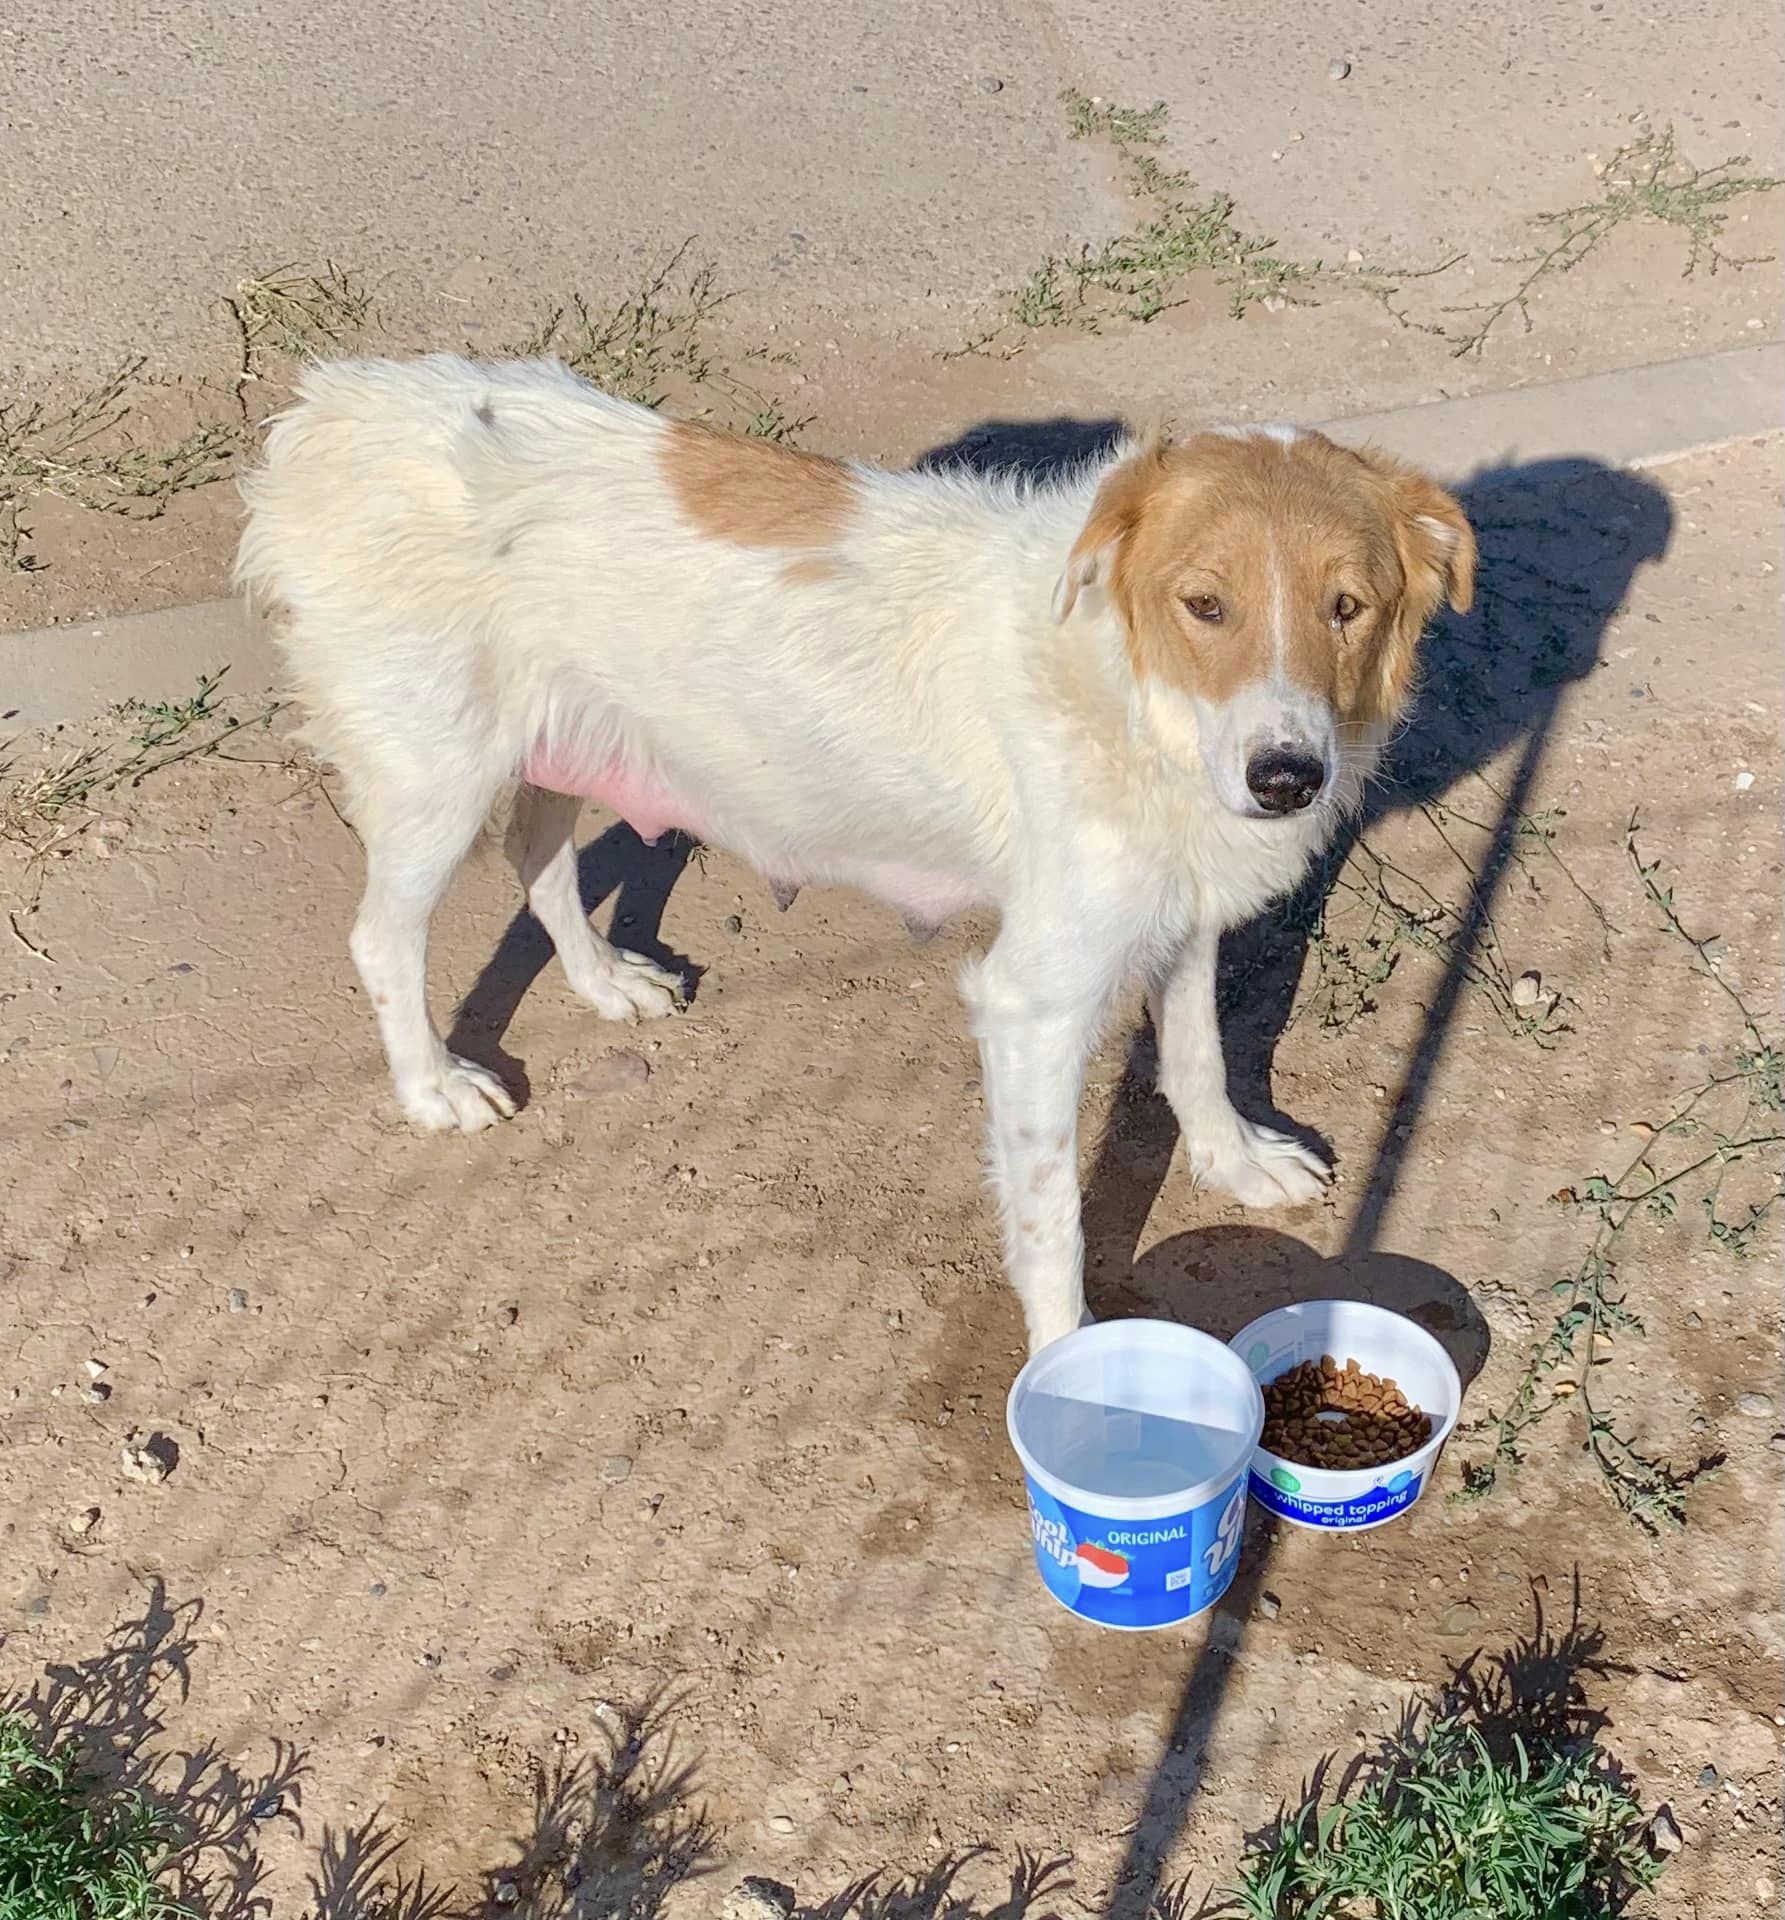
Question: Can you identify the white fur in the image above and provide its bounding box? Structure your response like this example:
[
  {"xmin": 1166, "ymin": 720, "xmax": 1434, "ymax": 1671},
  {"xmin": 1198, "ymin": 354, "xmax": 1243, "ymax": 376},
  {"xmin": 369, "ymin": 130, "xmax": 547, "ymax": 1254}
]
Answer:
[
  {"xmin": 236, "ymin": 356, "xmax": 1362, "ymax": 1353},
  {"xmin": 1211, "ymin": 422, "xmax": 1302, "ymax": 447}
]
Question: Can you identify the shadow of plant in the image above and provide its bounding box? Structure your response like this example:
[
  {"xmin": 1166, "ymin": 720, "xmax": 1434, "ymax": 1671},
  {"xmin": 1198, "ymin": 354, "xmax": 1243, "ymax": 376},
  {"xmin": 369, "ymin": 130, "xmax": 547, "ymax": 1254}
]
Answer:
[
  {"xmin": 489, "ymin": 1693, "xmax": 713, "ymax": 1920},
  {"xmin": 304, "ymin": 1821, "xmax": 458, "ymax": 1920},
  {"xmin": 803, "ymin": 1850, "xmax": 1072, "ymax": 1920},
  {"xmin": 309, "ymin": 1692, "xmax": 713, "ymax": 1920},
  {"xmin": 1433, "ymin": 1572, "xmax": 1632, "ymax": 1772},
  {"xmin": 3, "ymin": 1579, "xmax": 306, "ymax": 1920}
]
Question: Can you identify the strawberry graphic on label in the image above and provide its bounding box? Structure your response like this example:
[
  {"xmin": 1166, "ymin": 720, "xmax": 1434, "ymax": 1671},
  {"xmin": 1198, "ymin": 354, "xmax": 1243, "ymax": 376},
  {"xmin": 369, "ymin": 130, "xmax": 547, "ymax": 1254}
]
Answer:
[{"xmin": 1074, "ymin": 1541, "xmax": 1130, "ymax": 1588}]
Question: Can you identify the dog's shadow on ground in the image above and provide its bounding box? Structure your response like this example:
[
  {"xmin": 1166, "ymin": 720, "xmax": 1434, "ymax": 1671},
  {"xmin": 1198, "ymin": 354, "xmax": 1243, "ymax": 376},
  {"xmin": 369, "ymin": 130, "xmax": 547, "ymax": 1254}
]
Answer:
[
  {"xmin": 445, "ymin": 828, "xmax": 695, "ymax": 1103},
  {"xmin": 1106, "ymin": 1223, "xmax": 1490, "ymax": 1385}
]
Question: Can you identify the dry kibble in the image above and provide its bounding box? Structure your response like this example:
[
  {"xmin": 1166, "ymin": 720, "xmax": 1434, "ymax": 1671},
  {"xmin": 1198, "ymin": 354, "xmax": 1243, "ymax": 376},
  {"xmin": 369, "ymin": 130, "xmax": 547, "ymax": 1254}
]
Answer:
[{"xmin": 1261, "ymin": 1358, "xmax": 1434, "ymax": 1471}]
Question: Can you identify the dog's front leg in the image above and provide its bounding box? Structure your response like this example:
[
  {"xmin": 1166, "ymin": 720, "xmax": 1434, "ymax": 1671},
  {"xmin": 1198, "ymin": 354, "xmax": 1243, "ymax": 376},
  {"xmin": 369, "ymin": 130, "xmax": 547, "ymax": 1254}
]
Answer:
[
  {"xmin": 1150, "ymin": 924, "xmax": 1329, "ymax": 1207},
  {"xmin": 962, "ymin": 949, "xmax": 1105, "ymax": 1355}
]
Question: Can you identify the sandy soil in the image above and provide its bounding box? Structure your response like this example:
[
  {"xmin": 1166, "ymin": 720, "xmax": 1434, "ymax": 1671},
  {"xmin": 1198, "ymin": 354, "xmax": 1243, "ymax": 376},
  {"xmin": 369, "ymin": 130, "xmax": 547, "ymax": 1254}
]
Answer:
[
  {"xmin": 3, "ymin": 27, "xmax": 1781, "ymax": 632},
  {"xmin": 2, "ymin": 426, "xmax": 1780, "ymax": 1916},
  {"xmin": 4, "ymin": 0, "xmax": 1780, "ymax": 385},
  {"xmin": 3, "ymin": 13, "xmax": 1783, "ymax": 1907}
]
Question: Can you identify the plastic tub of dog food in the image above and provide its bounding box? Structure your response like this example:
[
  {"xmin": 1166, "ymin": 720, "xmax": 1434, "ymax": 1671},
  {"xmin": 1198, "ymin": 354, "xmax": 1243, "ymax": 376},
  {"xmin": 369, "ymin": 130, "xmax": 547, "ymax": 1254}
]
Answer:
[
  {"xmin": 1006, "ymin": 1319, "xmax": 1264, "ymax": 1630},
  {"xmin": 1228, "ymin": 1300, "xmax": 1462, "ymax": 1532}
]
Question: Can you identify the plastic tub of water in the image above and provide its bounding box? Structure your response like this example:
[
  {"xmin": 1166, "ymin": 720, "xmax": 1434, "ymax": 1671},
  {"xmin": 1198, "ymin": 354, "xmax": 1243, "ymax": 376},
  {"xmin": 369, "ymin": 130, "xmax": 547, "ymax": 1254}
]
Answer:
[
  {"xmin": 1229, "ymin": 1299, "xmax": 1462, "ymax": 1532},
  {"xmin": 1006, "ymin": 1319, "xmax": 1264, "ymax": 1630}
]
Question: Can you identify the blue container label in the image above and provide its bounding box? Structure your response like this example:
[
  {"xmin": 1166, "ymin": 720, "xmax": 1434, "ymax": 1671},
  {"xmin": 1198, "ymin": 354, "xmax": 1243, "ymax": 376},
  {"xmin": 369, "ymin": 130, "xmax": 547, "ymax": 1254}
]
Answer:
[
  {"xmin": 1246, "ymin": 1465, "xmax": 1423, "ymax": 1529},
  {"xmin": 1023, "ymin": 1474, "xmax": 1248, "ymax": 1628}
]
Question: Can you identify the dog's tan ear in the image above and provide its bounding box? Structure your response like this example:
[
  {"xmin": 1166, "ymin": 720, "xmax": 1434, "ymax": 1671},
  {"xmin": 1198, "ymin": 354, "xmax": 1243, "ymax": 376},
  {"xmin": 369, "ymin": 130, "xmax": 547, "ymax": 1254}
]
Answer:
[
  {"xmin": 1360, "ymin": 449, "xmax": 1476, "ymax": 619},
  {"xmin": 1402, "ymin": 478, "xmax": 1476, "ymax": 618},
  {"xmin": 1053, "ymin": 441, "xmax": 1165, "ymax": 622},
  {"xmin": 1348, "ymin": 448, "xmax": 1477, "ymax": 723}
]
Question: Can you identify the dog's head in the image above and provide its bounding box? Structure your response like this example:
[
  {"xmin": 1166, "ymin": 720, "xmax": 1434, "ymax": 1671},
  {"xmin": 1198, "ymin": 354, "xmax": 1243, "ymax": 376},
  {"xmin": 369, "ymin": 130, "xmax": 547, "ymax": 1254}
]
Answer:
[{"xmin": 1053, "ymin": 427, "xmax": 1475, "ymax": 820}]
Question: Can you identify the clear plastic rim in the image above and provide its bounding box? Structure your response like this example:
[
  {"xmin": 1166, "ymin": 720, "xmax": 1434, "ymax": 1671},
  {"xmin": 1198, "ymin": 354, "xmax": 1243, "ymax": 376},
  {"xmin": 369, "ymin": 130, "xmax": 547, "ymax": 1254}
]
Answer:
[
  {"xmin": 1007, "ymin": 1317, "xmax": 1266, "ymax": 1521},
  {"xmin": 1229, "ymin": 1298, "xmax": 1463, "ymax": 1499}
]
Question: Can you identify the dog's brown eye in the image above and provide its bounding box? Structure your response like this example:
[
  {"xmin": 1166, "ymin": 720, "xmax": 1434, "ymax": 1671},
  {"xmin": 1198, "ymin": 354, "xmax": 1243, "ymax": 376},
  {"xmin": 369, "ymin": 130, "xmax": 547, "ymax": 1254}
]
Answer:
[
  {"xmin": 1332, "ymin": 592, "xmax": 1362, "ymax": 627},
  {"xmin": 1184, "ymin": 593, "xmax": 1223, "ymax": 624}
]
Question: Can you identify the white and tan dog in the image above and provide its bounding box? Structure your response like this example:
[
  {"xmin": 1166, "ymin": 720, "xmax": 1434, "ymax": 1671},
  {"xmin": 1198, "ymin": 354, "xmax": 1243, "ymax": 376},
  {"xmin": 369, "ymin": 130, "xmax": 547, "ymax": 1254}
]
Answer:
[{"xmin": 236, "ymin": 357, "xmax": 1474, "ymax": 1352}]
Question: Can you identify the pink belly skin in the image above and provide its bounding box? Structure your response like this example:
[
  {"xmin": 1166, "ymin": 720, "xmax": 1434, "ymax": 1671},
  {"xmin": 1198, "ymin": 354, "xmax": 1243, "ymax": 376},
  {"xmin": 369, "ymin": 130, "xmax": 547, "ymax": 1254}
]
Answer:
[
  {"xmin": 522, "ymin": 744, "xmax": 984, "ymax": 926},
  {"xmin": 522, "ymin": 746, "xmax": 696, "ymax": 846}
]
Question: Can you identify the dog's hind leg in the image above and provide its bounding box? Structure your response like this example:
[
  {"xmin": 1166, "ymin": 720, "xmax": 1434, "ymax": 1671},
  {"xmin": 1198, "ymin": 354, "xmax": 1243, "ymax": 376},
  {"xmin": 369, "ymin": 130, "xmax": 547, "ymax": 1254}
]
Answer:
[
  {"xmin": 350, "ymin": 778, "xmax": 518, "ymax": 1133},
  {"xmin": 505, "ymin": 784, "xmax": 683, "ymax": 1020}
]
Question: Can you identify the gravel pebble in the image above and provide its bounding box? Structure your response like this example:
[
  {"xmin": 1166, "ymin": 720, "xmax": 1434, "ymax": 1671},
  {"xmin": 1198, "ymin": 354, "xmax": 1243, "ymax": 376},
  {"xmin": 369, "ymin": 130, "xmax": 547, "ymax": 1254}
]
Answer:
[
  {"xmin": 1648, "ymin": 1804, "xmax": 1684, "ymax": 1854},
  {"xmin": 1327, "ymin": 56, "xmax": 1351, "ymax": 78},
  {"xmin": 70, "ymin": 1506, "xmax": 101, "ymax": 1536},
  {"xmin": 228, "ymin": 1288, "xmax": 249, "ymax": 1312},
  {"xmin": 121, "ymin": 1433, "xmax": 178, "ymax": 1484},
  {"xmin": 1736, "ymin": 1391, "xmax": 1773, "ymax": 1418},
  {"xmin": 723, "ymin": 1878, "xmax": 796, "ymax": 1920},
  {"xmin": 1436, "ymin": 1600, "xmax": 1482, "ymax": 1639},
  {"xmin": 601, "ymin": 1454, "xmax": 634, "ymax": 1483},
  {"xmin": 1511, "ymin": 970, "xmax": 1543, "ymax": 1008},
  {"xmin": 1257, "ymin": 1591, "xmax": 1281, "ymax": 1620},
  {"xmin": 1698, "ymin": 1765, "xmax": 1718, "ymax": 1788},
  {"xmin": 766, "ymin": 1813, "xmax": 797, "ymax": 1836},
  {"xmin": 980, "ymin": 75, "xmax": 1004, "ymax": 93},
  {"xmin": 567, "ymin": 1049, "xmax": 652, "ymax": 1096}
]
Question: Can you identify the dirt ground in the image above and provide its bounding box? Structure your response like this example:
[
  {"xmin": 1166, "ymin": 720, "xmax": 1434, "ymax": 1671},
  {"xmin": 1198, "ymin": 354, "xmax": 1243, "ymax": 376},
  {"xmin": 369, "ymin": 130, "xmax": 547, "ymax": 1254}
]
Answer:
[
  {"xmin": 3, "ymin": 19, "xmax": 1784, "ymax": 1914},
  {"xmin": 3, "ymin": 43, "xmax": 1782, "ymax": 631},
  {"xmin": 2, "ymin": 411, "xmax": 1781, "ymax": 1918}
]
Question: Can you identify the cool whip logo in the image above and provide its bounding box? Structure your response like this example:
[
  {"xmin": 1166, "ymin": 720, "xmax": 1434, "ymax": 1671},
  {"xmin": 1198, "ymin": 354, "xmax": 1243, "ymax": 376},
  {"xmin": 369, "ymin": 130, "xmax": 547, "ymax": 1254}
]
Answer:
[
  {"xmin": 1252, "ymin": 1468, "xmax": 1423, "ymax": 1529},
  {"xmin": 1203, "ymin": 1485, "xmax": 1246, "ymax": 1577},
  {"xmin": 1030, "ymin": 1504, "xmax": 1131, "ymax": 1588},
  {"xmin": 1030, "ymin": 1507, "xmax": 1075, "ymax": 1567}
]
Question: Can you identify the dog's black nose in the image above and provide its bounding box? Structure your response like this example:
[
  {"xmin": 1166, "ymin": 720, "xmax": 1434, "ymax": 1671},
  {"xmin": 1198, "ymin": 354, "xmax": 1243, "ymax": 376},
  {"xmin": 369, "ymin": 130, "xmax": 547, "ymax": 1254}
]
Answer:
[{"xmin": 1246, "ymin": 747, "xmax": 1326, "ymax": 814}]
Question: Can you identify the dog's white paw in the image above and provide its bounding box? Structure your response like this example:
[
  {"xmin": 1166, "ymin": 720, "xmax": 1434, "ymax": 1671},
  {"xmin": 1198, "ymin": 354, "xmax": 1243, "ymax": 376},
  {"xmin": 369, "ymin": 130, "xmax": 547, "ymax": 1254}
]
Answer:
[
  {"xmin": 1186, "ymin": 1117, "xmax": 1330, "ymax": 1209},
  {"xmin": 398, "ymin": 1056, "xmax": 518, "ymax": 1132},
  {"xmin": 571, "ymin": 951, "xmax": 684, "ymax": 1023}
]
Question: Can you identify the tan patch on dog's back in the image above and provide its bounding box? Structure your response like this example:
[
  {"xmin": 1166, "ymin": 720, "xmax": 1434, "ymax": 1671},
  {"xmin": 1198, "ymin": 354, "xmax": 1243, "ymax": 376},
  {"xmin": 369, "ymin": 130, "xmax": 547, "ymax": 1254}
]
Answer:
[{"xmin": 662, "ymin": 421, "xmax": 857, "ymax": 549}]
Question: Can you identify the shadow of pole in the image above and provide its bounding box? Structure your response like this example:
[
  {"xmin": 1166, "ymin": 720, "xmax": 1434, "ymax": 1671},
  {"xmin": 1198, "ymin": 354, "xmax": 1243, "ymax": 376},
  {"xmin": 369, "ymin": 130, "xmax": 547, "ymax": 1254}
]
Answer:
[
  {"xmin": 1338, "ymin": 715, "xmax": 1553, "ymax": 1265},
  {"xmin": 1102, "ymin": 692, "xmax": 1567, "ymax": 1920},
  {"xmin": 1097, "ymin": 457, "xmax": 1670, "ymax": 1920}
]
